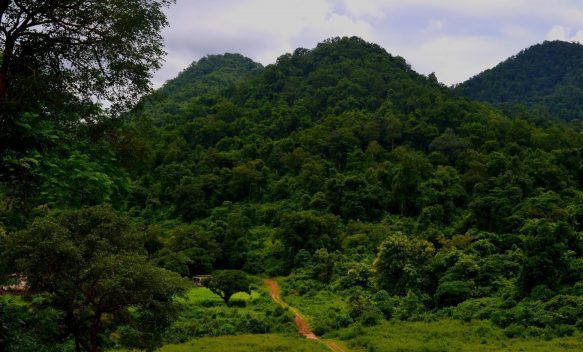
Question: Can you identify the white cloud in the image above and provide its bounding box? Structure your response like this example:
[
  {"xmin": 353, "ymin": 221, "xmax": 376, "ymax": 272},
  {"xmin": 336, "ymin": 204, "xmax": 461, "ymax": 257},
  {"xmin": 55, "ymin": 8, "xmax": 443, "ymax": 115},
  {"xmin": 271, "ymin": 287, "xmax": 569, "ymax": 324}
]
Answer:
[
  {"xmin": 342, "ymin": 0, "xmax": 583, "ymax": 22},
  {"xmin": 344, "ymin": 0, "xmax": 385, "ymax": 19},
  {"xmin": 547, "ymin": 25, "xmax": 583, "ymax": 43},
  {"xmin": 427, "ymin": 19, "xmax": 445, "ymax": 32},
  {"xmin": 154, "ymin": 0, "xmax": 372, "ymax": 86},
  {"xmin": 152, "ymin": 0, "xmax": 583, "ymax": 88},
  {"xmin": 397, "ymin": 36, "xmax": 521, "ymax": 85}
]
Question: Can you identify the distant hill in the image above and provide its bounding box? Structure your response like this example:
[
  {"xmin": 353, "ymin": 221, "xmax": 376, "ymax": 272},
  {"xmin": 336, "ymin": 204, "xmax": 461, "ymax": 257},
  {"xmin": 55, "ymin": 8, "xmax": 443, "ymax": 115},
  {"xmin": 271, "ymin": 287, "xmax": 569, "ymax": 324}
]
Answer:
[
  {"xmin": 456, "ymin": 40, "xmax": 583, "ymax": 120},
  {"xmin": 144, "ymin": 53, "xmax": 263, "ymax": 118},
  {"xmin": 159, "ymin": 53, "xmax": 263, "ymax": 102}
]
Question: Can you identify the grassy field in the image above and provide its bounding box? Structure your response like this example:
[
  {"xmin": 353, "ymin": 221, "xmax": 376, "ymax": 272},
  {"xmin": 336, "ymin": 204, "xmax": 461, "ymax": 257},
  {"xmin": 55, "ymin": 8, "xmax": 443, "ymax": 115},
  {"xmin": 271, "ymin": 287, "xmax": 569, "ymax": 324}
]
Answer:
[
  {"xmin": 330, "ymin": 319, "xmax": 583, "ymax": 352},
  {"xmin": 175, "ymin": 286, "xmax": 262, "ymax": 305},
  {"xmin": 277, "ymin": 277, "xmax": 583, "ymax": 351},
  {"xmin": 159, "ymin": 284, "xmax": 295, "ymax": 343},
  {"xmin": 156, "ymin": 334, "xmax": 330, "ymax": 352},
  {"xmin": 112, "ymin": 282, "xmax": 583, "ymax": 352}
]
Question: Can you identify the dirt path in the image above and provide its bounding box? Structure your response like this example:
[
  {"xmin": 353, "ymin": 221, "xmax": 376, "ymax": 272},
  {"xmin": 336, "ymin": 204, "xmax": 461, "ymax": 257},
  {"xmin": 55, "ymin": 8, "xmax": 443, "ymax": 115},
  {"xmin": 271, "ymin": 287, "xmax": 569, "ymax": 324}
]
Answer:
[{"xmin": 264, "ymin": 279, "xmax": 348, "ymax": 352}]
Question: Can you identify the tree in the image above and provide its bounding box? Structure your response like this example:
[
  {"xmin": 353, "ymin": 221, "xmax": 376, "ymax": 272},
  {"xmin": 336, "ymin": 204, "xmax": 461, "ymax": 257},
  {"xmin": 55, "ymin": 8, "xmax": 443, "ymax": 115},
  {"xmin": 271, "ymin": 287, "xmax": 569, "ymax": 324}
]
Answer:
[
  {"xmin": 312, "ymin": 248, "xmax": 334, "ymax": 282},
  {"xmin": 373, "ymin": 232, "xmax": 435, "ymax": 295},
  {"xmin": 0, "ymin": 0, "xmax": 173, "ymax": 112},
  {"xmin": 519, "ymin": 219, "xmax": 582, "ymax": 294},
  {"xmin": 206, "ymin": 270, "xmax": 251, "ymax": 304},
  {"xmin": 1, "ymin": 205, "xmax": 188, "ymax": 352},
  {"xmin": 0, "ymin": 0, "xmax": 174, "ymax": 221},
  {"xmin": 278, "ymin": 211, "xmax": 341, "ymax": 268},
  {"xmin": 384, "ymin": 115, "xmax": 402, "ymax": 151}
]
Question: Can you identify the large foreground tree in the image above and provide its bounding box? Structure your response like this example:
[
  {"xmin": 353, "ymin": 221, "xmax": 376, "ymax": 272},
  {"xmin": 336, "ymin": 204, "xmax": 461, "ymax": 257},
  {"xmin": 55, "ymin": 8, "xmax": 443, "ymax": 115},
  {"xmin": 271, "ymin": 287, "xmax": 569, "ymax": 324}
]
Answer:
[
  {"xmin": 0, "ymin": 0, "xmax": 174, "ymax": 223},
  {"xmin": 0, "ymin": 0, "xmax": 173, "ymax": 113},
  {"xmin": 1, "ymin": 205, "xmax": 188, "ymax": 352}
]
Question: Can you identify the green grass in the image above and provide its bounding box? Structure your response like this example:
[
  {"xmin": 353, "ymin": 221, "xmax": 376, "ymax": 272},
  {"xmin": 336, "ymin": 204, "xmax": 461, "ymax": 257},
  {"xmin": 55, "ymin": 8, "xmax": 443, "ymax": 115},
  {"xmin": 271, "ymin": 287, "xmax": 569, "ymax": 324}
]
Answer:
[
  {"xmin": 279, "ymin": 277, "xmax": 351, "ymax": 335},
  {"xmin": 156, "ymin": 334, "xmax": 330, "ymax": 352},
  {"xmin": 278, "ymin": 277, "xmax": 583, "ymax": 351},
  {"xmin": 175, "ymin": 286, "xmax": 261, "ymax": 305},
  {"xmin": 162, "ymin": 285, "xmax": 295, "ymax": 342},
  {"xmin": 332, "ymin": 319, "xmax": 583, "ymax": 352},
  {"xmin": 0, "ymin": 294, "xmax": 26, "ymax": 306}
]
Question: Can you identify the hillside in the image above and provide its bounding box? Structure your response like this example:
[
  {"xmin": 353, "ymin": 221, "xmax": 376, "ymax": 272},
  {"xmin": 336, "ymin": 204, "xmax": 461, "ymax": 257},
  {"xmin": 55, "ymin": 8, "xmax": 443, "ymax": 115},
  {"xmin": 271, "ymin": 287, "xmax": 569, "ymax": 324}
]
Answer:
[
  {"xmin": 159, "ymin": 53, "xmax": 263, "ymax": 101},
  {"xmin": 131, "ymin": 33, "xmax": 583, "ymax": 308},
  {"xmin": 2, "ymin": 36, "xmax": 583, "ymax": 351},
  {"xmin": 144, "ymin": 53, "xmax": 263, "ymax": 120},
  {"xmin": 456, "ymin": 40, "xmax": 583, "ymax": 120}
]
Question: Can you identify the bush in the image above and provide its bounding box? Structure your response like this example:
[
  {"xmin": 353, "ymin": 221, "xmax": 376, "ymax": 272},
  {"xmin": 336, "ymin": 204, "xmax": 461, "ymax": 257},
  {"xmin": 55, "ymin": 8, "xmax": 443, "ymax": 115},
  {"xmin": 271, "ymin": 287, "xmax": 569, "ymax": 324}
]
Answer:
[
  {"xmin": 347, "ymin": 290, "xmax": 383, "ymax": 326},
  {"xmin": 452, "ymin": 297, "xmax": 502, "ymax": 321},
  {"xmin": 360, "ymin": 308, "xmax": 383, "ymax": 326},
  {"xmin": 372, "ymin": 290, "xmax": 397, "ymax": 319},
  {"xmin": 312, "ymin": 307, "xmax": 352, "ymax": 335},
  {"xmin": 228, "ymin": 299, "xmax": 247, "ymax": 308},
  {"xmin": 504, "ymin": 324, "xmax": 524, "ymax": 338},
  {"xmin": 543, "ymin": 295, "xmax": 583, "ymax": 325},
  {"xmin": 393, "ymin": 292, "xmax": 429, "ymax": 321},
  {"xmin": 219, "ymin": 323, "xmax": 236, "ymax": 335},
  {"xmin": 435, "ymin": 280, "xmax": 472, "ymax": 307}
]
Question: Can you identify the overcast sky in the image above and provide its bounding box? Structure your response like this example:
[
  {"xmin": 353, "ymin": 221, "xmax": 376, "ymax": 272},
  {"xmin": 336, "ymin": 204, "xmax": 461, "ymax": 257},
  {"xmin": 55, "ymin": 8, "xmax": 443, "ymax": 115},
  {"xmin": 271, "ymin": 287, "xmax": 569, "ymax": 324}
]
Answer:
[{"xmin": 152, "ymin": 0, "xmax": 583, "ymax": 87}]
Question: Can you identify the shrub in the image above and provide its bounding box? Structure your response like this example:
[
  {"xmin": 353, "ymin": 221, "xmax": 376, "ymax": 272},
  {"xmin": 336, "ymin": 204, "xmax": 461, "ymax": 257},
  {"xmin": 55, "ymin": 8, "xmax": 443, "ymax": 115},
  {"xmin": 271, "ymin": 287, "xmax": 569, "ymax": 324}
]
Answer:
[
  {"xmin": 435, "ymin": 280, "xmax": 471, "ymax": 307},
  {"xmin": 312, "ymin": 307, "xmax": 352, "ymax": 335}
]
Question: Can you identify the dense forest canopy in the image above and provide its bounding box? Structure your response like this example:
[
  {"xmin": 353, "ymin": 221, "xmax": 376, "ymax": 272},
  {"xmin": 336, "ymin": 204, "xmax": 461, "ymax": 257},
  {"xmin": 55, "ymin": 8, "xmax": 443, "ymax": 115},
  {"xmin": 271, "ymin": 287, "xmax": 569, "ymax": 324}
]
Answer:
[
  {"xmin": 129, "ymin": 36, "xmax": 582, "ymax": 307},
  {"xmin": 1, "ymin": 30, "xmax": 583, "ymax": 350},
  {"xmin": 456, "ymin": 40, "xmax": 583, "ymax": 121}
]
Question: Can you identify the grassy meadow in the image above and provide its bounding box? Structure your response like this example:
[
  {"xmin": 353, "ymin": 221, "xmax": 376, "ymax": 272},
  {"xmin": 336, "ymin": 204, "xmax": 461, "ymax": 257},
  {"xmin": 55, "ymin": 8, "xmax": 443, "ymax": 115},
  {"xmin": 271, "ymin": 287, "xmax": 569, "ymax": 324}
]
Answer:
[
  {"xmin": 156, "ymin": 334, "xmax": 330, "ymax": 352},
  {"xmin": 106, "ymin": 282, "xmax": 583, "ymax": 352},
  {"xmin": 160, "ymin": 283, "xmax": 295, "ymax": 343},
  {"xmin": 329, "ymin": 319, "xmax": 583, "ymax": 352}
]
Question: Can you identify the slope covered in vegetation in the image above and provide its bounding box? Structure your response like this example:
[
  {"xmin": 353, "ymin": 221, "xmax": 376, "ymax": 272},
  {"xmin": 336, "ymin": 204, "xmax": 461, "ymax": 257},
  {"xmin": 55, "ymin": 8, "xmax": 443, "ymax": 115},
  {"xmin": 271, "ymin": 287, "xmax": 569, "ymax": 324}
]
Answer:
[
  {"xmin": 456, "ymin": 40, "xmax": 583, "ymax": 121},
  {"xmin": 2, "ymin": 35, "xmax": 583, "ymax": 351},
  {"xmin": 127, "ymin": 37, "xmax": 583, "ymax": 340}
]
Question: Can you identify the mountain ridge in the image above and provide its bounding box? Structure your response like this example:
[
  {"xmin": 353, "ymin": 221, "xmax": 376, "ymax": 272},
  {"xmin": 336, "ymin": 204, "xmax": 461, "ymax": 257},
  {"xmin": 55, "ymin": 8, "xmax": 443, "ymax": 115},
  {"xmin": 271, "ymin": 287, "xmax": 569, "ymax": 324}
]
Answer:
[{"xmin": 456, "ymin": 40, "xmax": 583, "ymax": 120}]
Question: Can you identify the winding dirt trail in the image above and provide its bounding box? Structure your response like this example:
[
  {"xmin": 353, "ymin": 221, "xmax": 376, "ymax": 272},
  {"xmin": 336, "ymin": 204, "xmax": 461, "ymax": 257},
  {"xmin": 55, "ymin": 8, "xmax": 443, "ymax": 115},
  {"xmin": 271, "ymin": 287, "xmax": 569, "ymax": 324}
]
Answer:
[{"xmin": 264, "ymin": 279, "xmax": 348, "ymax": 352}]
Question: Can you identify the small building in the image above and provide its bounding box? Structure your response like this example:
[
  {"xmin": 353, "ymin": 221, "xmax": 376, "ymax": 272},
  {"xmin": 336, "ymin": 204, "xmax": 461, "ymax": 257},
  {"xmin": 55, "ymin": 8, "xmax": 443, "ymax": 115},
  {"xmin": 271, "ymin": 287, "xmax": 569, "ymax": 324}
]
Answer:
[{"xmin": 192, "ymin": 275, "xmax": 211, "ymax": 286}]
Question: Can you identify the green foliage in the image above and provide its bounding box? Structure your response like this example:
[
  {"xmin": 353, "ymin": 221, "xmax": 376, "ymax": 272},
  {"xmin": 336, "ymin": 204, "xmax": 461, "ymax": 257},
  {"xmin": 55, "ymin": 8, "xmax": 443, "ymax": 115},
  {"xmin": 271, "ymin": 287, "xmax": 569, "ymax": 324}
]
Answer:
[
  {"xmin": 115, "ymin": 37, "xmax": 583, "ymax": 340},
  {"xmin": 277, "ymin": 211, "xmax": 341, "ymax": 269},
  {"xmin": 374, "ymin": 233, "xmax": 435, "ymax": 295},
  {"xmin": 145, "ymin": 334, "xmax": 330, "ymax": 352},
  {"xmin": 519, "ymin": 220, "xmax": 582, "ymax": 294},
  {"xmin": 4, "ymin": 34, "xmax": 583, "ymax": 349},
  {"xmin": 162, "ymin": 287, "xmax": 294, "ymax": 343},
  {"xmin": 1, "ymin": 205, "xmax": 188, "ymax": 352},
  {"xmin": 206, "ymin": 270, "xmax": 251, "ymax": 304},
  {"xmin": 0, "ymin": 0, "xmax": 173, "ymax": 114},
  {"xmin": 457, "ymin": 41, "xmax": 583, "ymax": 121},
  {"xmin": 435, "ymin": 280, "xmax": 472, "ymax": 307},
  {"xmin": 0, "ymin": 296, "xmax": 68, "ymax": 352},
  {"xmin": 333, "ymin": 319, "xmax": 583, "ymax": 351}
]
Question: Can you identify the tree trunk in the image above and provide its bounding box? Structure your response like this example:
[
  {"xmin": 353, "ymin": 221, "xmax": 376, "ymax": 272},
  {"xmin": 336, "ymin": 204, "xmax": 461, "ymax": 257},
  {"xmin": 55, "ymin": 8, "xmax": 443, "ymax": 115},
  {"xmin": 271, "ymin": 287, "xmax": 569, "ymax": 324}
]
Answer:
[
  {"xmin": 0, "ymin": 36, "xmax": 15, "ymax": 106},
  {"xmin": 0, "ymin": 70, "xmax": 7, "ymax": 105},
  {"xmin": 223, "ymin": 293, "xmax": 232, "ymax": 304},
  {"xmin": 74, "ymin": 331, "xmax": 82, "ymax": 352},
  {"xmin": 90, "ymin": 311, "xmax": 102, "ymax": 352}
]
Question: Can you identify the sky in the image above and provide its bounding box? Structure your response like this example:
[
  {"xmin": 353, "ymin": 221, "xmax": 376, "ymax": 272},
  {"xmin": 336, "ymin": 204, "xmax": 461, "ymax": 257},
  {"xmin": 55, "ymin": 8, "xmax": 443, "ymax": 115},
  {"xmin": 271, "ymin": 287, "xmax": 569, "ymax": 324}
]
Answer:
[{"xmin": 152, "ymin": 0, "xmax": 583, "ymax": 87}]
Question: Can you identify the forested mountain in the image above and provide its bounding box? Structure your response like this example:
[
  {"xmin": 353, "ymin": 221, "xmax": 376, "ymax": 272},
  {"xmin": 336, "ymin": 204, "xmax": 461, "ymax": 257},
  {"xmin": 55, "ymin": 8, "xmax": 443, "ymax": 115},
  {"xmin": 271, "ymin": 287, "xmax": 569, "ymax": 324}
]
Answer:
[
  {"xmin": 456, "ymin": 40, "xmax": 583, "ymax": 121},
  {"xmin": 2, "ymin": 35, "xmax": 583, "ymax": 351},
  {"xmin": 129, "ymin": 36, "xmax": 582, "ymax": 320},
  {"xmin": 147, "ymin": 53, "xmax": 263, "ymax": 118}
]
